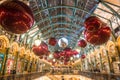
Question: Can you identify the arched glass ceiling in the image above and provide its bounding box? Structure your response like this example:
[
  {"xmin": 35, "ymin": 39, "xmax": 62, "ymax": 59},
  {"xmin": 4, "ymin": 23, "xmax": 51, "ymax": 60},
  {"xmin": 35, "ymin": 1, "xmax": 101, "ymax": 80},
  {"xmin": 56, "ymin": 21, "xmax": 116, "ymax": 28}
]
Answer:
[
  {"xmin": 18, "ymin": 0, "xmax": 120, "ymax": 52},
  {"xmin": 26, "ymin": 0, "xmax": 99, "ymax": 51}
]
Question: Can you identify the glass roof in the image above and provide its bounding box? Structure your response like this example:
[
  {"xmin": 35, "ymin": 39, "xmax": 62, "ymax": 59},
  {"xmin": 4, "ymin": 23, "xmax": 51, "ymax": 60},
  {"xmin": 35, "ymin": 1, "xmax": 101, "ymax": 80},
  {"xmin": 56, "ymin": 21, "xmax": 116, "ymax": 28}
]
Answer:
[
  {"xmin": 27, "ymin": 0, "xmax": 99, "ymax": 52},
  {"xmin": 18, "ymin": 0, "xmax": 120, "ymax": 53}
]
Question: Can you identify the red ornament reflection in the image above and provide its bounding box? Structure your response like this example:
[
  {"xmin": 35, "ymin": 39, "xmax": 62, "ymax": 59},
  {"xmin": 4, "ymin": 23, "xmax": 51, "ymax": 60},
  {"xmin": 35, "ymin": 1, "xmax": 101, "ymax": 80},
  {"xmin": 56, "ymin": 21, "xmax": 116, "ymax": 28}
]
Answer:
[
  {"xmin": 0, "ymin": 1, "xmax": 34, "ymax": 34},
  {"xmin": 84, "ymin": 16, "xmax": 102, "ymax": 32},
  {"xmin": 84, "ymin": 26, "xmax": 111, "ymax": 45},
  {"xmin": 64, "ymin": 48, "xmax": 72, "ymax": 58},
  {"xmin": 49, "ymin": 37, "xmax": 57, "ymax": 46},
  {"xmin": 78, "ymin": 39, "xmax": 87, "ymax": 48}
]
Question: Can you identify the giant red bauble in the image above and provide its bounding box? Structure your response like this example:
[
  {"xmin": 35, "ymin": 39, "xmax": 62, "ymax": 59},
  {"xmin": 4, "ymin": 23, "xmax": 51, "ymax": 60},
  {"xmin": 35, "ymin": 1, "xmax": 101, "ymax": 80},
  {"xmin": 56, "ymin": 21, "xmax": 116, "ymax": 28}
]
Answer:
[
  {"xmin": 45, "ymin": 51, "xmax": 50, "ymax": 56},
  {"xmin": 84, "ymin": 26, "xmax": 111, "ymax": 45},
  {"xmin": 53, "ymin": 51, "xmax": 60, "ymax": 59},
  {"xmin": 32, "ymin": 42, "xmax": 49, "ymax": 56},
  {"xmin": 0, "ymin": 0, "xmax": 34, "ymax": 34},
  {"xmin": 64, "ymin": 48, "xmax": 72, "ymax": 57},
  {"xmin": 32, "ymin": 45, "xmax": 43, "ymax": 56},
  {"xmin": 64, "ymin": 47, "xmax": 72, "ymax": 51},
  {"xmin": 60, "ymin": 51, "xmax": 65, "ymax": 57},
  {"xmin": 41, "ymin": 42, "xmax": 49, "ymax": 54},
  {"xmin": 64, "ymin": 58, "xmax": 70, "ymax": 62},
  {"xmin": 78, "ymin": 39, "xmax": 87, "ymax": 48},
  {"xmin": 72, "ymin": 50, "xmax": 79, "ymax": 55},
  {"xmin": 81, "ymin": 54, "xmax": 86, "ymax": 59},
  {"xmin": 84, "ymin": 16, "xmax": 102, "ymax": 32},
  {"xmin": 49, "ymin": 37, "xmax": 57, "ymax": 46},
  {"xmin": 65, "ymin": 51, "xmax": 73, "ymax": 58}
]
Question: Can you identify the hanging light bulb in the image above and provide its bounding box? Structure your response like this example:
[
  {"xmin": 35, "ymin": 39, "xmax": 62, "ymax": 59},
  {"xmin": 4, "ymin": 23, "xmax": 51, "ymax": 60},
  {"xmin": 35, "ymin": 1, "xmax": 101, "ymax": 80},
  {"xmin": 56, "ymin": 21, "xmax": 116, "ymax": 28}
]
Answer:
[
  {"xmin": 34, "ymin": 35, "xmax": 41, "ymax": 46},
  {"xmin": 49, "ymin": 54, "xmax": 53, "ymax": 59},
  {"xmin": 70, "ymin": 57, "xmax": 73, "ymax": 60},
  {"xmin": 34, "ymin": 39, "xmax": 41, "ymax": 46},
  {"xmin": 76, "ymin": 54, "xmax": 80, "ymax": 58},
  {"xmin": 53, "ymin": 59, "xmax": 56, "ymax": 62}
]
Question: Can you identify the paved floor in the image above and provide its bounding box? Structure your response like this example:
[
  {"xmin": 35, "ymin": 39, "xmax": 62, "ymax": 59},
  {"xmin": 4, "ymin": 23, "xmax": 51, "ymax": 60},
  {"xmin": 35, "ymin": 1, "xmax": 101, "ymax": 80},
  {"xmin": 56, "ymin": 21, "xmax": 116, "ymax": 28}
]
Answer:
[
  {"xmin": 33, "ymin": 75, "xmax": 92, "ymax": 80},
  {"xmin": 34, "ymin": 76, "xmax": 51, "ymax": 80}
]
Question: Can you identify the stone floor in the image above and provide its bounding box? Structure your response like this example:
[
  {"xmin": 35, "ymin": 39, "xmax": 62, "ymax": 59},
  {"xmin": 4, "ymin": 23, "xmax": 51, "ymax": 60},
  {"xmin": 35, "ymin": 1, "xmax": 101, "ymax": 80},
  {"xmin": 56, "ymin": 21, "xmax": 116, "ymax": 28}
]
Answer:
[
  {"xmin": 34, "ymin": 76, "xmax": 51, "ymax": 80},
  {"xmin": 33, "ymin": 75, "xmax": 92, "ymax": 80}
]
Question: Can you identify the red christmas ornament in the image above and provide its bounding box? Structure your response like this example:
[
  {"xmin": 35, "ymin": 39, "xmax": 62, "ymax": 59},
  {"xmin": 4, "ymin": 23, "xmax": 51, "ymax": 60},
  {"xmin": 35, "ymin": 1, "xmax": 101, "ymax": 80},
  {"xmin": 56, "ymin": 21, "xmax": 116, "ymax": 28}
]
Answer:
[
  {"xmin": 64, "ymin": 47, "xmax": 72, "ymax": 51},
  {"xmin": 64, "ymin": 48, "xmax": 72, "ymax": 58},
  {"xmin": 78, "ymin": 39, "xmax": 87, "ymax": 48},
  {"xmin": 64, "ymin": 61, "xmax": 68, "ymax": 65},
  {"xmin": 72, "ymin": 61, "xmax": 75, "ymax": 63},
  {"xmin": 0, "ymin": 0, "xmax": 34, "ymax": 34},
  {"xmin": 44, "ymin": 56, "xmax": 47, "ymax": 60},
  {"xmin": 39, "ymin": 56, "xmax": 43, "ymax": 59},
  {"xmin": 45, "ymin": 51, "xmax": 50, "ymax": 56},
  {"xmin": 49, "ymin": 37, "xmax": 57, "ymax": 46},
  {"xmin": 32, "ymin": 45, "xmax": 43, "ymax": 56},
  {"xmin": 81, "ymin": 54, "xmax": 85, "ymax": 59},
  {"xmin": 53, "ymin": 51, "xmax": 60, "ymax": 59},
  {"xmin": 84, "ymin": 16, "xmax": 102, "ymax": 32},
  {"xmin": 84, "ymin": 26, "xmax": 111, "ymax": 45},
  {"xmin": 72, "ymin": 50, "xmax": 79, "ymax": 55},
  {"xmin": 40, "ymin": 42, "xmax": 49, "ymax": 54},
  {"xmin": 47, "ymin": 60, "xmax": 51, "ymax": 62},
  {"xmin": 32, "ymin": 42, "xmax": 49, "ymax": 56},
  {"xmin": 65, "ymin": 52, "xmax": 71, "ymax": 58},
  {"xmin": 64, "ymin": 58, "xmax": 70, "ymax": 62},
  {"xmin": 52, "ymin": 62, "xmax": 55, "ymax": 65},
  {"xmin": 60, "ymin": 51, "xmax": 65, "ymax": 57}
]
